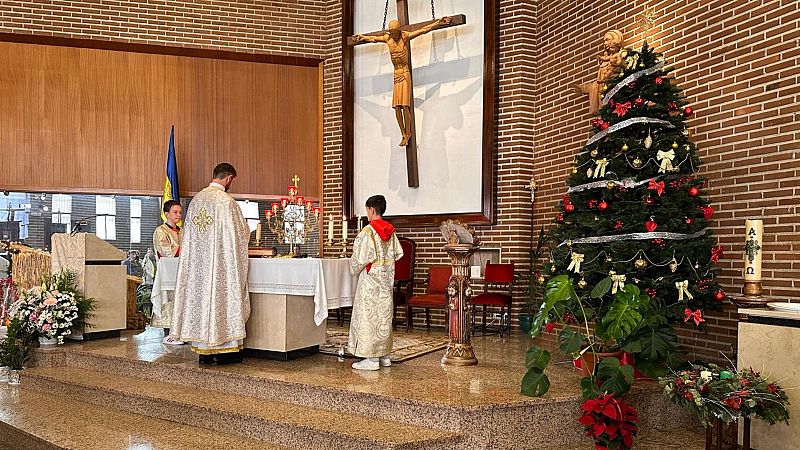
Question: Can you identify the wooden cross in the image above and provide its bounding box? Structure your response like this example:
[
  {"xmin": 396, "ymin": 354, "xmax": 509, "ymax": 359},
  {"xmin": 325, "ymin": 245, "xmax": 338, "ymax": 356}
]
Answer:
[{"xmin": 346, "ymin": 3, "xmax": 466, "ymax": 188}]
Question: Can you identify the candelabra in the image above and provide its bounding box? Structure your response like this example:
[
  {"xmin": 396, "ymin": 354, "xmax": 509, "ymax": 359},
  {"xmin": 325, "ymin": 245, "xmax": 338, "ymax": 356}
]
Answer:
[
  {"xmin": 324, "ymin": 237, "xmax": 348, "ymax": 258},
  {"xmin": 265, "ymin": 175, "xmax": 319, "ymax": 256}
]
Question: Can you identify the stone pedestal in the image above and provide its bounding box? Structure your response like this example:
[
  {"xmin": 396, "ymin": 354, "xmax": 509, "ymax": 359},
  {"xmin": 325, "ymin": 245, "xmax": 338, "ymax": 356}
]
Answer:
[
  {"xmin": 243, "ymin": 293, "xmax": 327, "ymax": 360},
  {"xmin": 441, "ymin": 243, "xmax": 479, "ymax": 366}
]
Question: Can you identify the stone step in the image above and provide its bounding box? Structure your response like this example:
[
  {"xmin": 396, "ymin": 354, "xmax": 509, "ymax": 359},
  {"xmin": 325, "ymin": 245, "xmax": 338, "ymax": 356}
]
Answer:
[
  {"xmin": 0, "ymin": 385, "xmax": 287, "ymax": 450},
  {"xmin": 21, "ymin": 366, "xmax": 463, "ymax": 450}
]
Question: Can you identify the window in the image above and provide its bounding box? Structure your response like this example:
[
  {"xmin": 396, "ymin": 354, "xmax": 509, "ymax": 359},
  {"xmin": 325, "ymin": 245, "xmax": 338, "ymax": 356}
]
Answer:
[
  {"xmin": 0, "ymin": 193, "xmax": 29, "ymax": 240},
  {"xmin": 95, "ymin": 196, "xmax": 117, "ymax": 240},
  {"xmin": 51, "ymin": 194, "xmax": 72, "ymax": 233},
  {"xmin": 130, "ymin": 198, "xmax": 142, "ymax": 244}
]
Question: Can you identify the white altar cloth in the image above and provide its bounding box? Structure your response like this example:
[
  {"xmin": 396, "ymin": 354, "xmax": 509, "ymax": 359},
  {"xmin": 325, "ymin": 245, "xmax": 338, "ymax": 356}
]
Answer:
[{"xmin": 151, "ymin": 257, "xmax": 356, "ymax": 326}]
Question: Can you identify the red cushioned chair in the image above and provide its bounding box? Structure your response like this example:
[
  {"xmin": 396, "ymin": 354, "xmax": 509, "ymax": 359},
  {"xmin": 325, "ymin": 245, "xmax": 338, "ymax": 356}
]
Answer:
[
  {"xmin": 406, "ymin": 265, "xmax": 451, "ymax": 332},
  {"xmin": 393, "ymin": 237, "xmax": 417, "ymax": 330},
  {"xmin": 471, "ymin": 262, "xmax": 514, "ymax": 337}
]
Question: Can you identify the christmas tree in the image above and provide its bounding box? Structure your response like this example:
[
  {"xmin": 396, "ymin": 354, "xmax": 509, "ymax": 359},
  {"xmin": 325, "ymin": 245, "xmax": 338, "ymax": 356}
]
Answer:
[{"xmin": 523, "ymin": 43, "xmax": 724, "ymax": 398}]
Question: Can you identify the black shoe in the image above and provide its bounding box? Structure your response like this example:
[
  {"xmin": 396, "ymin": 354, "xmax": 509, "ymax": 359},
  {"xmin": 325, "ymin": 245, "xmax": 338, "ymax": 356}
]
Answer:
[
  {"xmin": 198, "ymin": 354, "xmax": 216, "ymax": 365},
  {"xmin": 213, "ymin": 352, "xmax": 243, "ymax": 365}
]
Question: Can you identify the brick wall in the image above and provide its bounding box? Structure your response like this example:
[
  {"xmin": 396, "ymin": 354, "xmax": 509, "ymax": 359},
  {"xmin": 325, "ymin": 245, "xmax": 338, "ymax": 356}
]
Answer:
[
  {"xmin": 4, "ymin": 1, "xmax": 798, "ymax": 362},
  {"xmin": 534, "ymin": 0, "xmax": 800, "ymax": 363}
]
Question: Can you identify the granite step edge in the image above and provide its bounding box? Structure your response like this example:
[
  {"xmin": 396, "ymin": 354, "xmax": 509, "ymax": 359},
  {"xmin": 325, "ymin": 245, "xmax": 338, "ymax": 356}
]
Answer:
[
  {"xmin": 0, "ymin": 387, "xmax": 289, "ymax": 450},
  {"xmin": 22, "ymin": 367, "xmax": 464, "ymax": 450}
]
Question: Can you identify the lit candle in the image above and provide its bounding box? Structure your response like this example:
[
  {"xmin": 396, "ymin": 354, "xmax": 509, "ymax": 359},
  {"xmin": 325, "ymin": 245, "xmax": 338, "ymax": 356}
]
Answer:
[
  {"xmin": 280, "ymin": 198, "xmax": 288, "ymax": 208},
  {"xmin": 357, "ymin": 215, "xmax": 362, "ymax": 230},
  {"xmin": 327, "ymin": 214, "xmax": 334, "ymax": 241},
  {"xmin": 342, "ymin": 214, "xmax": 348, "ymax": 240},
  {"xmin": 266, "ymin": 210, "xmax": 272, "ymax": 219},
  {"xmin": 296, "ymin": 196, "xmax": 304, "ymax": 206},
  {"xmin": 313, "ymin": 207, "xmax": 320, "ymax": 218},
  {"xmin": 306, "ymin": 200, "xmax": 313, "ymax": 210},
  {"xmin": 743, "ymin": 219, "xmax": 763, "ymax": 281},
  {"xmin": 255, "ymin": 222, "xmax": 262, "ymax": 242},
  {"xmin": 271, "ymin": 202, "xmax": 279, "ymax": 213}
]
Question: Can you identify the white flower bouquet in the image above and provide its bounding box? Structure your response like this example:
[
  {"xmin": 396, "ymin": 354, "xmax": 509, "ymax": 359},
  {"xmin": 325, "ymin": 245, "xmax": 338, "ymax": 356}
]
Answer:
[{"xmin": 10, "ymin": 281, "xmax": 80, "ymax": 345}]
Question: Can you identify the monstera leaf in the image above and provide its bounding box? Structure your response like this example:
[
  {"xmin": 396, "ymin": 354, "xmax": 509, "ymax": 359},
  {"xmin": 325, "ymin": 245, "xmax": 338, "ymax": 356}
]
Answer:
[
  {"xmin": 591, "ymin": 277, "xmax": 612, "ymax": 299},
  {"xmin": 525, "ymin": 347, "xmax": 551, "ymax": 370},
  {"xmin": 559, "ymin": 327, "xmax": 584, "ymax": 354},
  {"xmin": 622, "ymin": 322, "xmax": 680, "ymax": 378},
  {"xmin": 521, "ymin": 368, "xmax": 551, "ymax": 397},
  {"xmin": 530, "ymin": 275, "xmax": 577, "ymax": 338},
  {"xmin": 598, "ymin": 285, "xmax": 645, "ymax": 341},
  {"xmin": 596, "ymin": 357, "xmax": 634, "ymax": 397}
]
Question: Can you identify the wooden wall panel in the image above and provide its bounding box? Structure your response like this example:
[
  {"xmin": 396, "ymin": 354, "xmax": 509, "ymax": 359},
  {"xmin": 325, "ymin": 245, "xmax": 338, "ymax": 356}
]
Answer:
[{"xmin": 0, "ymin": 40, "xmax": 321, "ymax": 199}]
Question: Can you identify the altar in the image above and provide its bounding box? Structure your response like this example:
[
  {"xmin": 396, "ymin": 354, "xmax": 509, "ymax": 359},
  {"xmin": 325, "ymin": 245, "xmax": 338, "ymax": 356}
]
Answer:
[{"xmin": 151, "ymin": 257, "xmax": 357, "ymax": 359}]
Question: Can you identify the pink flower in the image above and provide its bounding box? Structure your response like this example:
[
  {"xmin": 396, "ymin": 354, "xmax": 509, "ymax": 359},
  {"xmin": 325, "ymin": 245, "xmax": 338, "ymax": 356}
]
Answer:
[
  {"xmin": 42, "ymin": 323, "xmax": 51, "ymax": 331},
  {"xmin": 44, "ymin": 297, "xmax": 57, "ymax": 306}
]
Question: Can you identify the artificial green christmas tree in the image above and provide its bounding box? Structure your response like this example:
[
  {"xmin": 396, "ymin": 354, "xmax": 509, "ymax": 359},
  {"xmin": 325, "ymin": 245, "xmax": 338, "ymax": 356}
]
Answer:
[{"xmin": 523, "ymin": 43, "xmax": 725, "ymax": 398}]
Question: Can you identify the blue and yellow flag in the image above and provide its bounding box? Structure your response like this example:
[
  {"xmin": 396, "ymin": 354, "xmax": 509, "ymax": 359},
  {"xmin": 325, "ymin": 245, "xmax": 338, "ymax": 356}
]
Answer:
[{"xmin": 161, "ymin": 126, "xmax": 180, "ymax": 222}]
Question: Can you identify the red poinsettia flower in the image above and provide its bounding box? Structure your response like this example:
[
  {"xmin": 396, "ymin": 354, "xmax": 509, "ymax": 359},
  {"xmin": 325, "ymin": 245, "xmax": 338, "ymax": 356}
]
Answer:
[
  {"xmin": 711, "ymin": 245, "xmax": 724, "ymax": 262},
  {"xmin": 725, "ymin": 396, "xmax": 743, "ymax": 410},
  {"xmin": 613, "ymin": 101, "xmax": 632, "ymax": 117}
]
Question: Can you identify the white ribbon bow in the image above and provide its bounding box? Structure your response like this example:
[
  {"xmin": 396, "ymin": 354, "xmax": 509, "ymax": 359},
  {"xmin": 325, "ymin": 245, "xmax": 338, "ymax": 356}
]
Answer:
[
  {"xmin": 593, "ymin": 159, "xmax": 609, "ymax": 179},
  {"xmin": 567, "ymin": 252, "xmax": 584, "ymax": 274},
  {"xmin": 625, "ymin": 53, "xmax": 640, "ymax": 69},
  {"xmin": 657, "ymin": 150, "xmax": 675, "ymax": 173},
  {"xmin": 675, "ymin": 280, "xmax": 694, "ymax": 302},
  {"xmin": 611, "ymin": 274, "xmax": 626, "ymax": 294}
]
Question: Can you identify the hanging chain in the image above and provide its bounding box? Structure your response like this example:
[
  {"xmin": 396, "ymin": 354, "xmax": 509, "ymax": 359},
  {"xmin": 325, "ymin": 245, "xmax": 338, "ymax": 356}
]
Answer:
[
  {"xmin": 382, "ymin": 0, "xmax": 390, "ymax": 30},
  {"xmin": 431, "ymin": 0, "xmax": 436, "ymax": 19},
  {"xmin": 430, "ymin": 0, "xmax": 438, "ymax": 62}
]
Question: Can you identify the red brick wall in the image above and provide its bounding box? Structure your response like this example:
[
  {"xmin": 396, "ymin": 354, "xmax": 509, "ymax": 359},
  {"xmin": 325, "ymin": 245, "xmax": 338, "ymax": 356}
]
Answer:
[
  {"xmin": 534, "ymin": 0, "xmax": 800, "ymax": 363},
  {"xmin": 4, "ymin": 1, "xmax": 797, "ymax": 363}
]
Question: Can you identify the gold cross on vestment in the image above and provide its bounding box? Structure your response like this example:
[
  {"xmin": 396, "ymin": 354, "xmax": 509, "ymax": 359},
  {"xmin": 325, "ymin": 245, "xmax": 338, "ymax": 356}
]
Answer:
[
  {"xmin": 292, "ymin": 174, "xmax": 300, "ymax": 187},
  {"xmin": 192, "ymin": 207, "xmax": 213, "ymax": 233}
]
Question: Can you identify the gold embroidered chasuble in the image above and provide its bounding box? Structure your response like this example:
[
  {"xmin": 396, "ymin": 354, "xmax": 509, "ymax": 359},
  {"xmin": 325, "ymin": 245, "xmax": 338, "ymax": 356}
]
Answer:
[
  {"xmin": 347, "ymin": 224, "xmax": 403, "ymax": 358},
  {"xmin": 170, "ymin": 183, "xmax": 250, "ymax": 354},
  {"xmin": 153, "ymin": 223, "xmax": 182, "ymax": 258}
]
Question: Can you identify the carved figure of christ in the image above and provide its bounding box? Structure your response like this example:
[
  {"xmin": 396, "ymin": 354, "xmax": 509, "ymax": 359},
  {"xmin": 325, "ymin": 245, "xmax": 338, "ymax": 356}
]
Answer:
[{"xmin": 347, "ymin": 8, "xmax": 466, "ymax": 188}]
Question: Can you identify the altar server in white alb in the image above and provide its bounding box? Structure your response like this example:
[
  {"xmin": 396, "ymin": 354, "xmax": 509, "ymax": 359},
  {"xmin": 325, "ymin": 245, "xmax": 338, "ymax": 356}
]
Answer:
[
  {"xmin": 348, "ymin": 195, "xmax": 403, "ymax": 371},
  {"xmin": 171, "ymin": 163, "xmax": 251, "ymax": 365}
]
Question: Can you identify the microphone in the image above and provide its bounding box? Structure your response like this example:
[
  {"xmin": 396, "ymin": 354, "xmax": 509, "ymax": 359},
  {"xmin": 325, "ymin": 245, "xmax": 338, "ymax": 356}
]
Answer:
[{"xmin": 70, "ymin": 214, "xmax": 105, "ymax": 236}]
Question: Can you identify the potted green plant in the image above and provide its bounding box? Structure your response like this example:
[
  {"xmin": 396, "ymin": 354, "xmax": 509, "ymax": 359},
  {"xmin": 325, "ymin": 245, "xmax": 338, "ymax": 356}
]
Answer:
[
  {"xmin": 522, "ymin": 274, "xmax": 655, "ymax": 398},
  {"xmin": 521, "ymin": 226, "xmax": 548, "ymax": 333},
  {"xmin": 1, "ymin": 316, "xmax": 35, "ymax": 385}
]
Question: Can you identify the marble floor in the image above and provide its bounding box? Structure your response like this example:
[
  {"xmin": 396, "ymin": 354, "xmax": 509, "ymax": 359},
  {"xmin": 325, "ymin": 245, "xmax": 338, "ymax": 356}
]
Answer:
[{"xmin": 0, "ymin": 324, "xmax": 706, "ymax": 449}]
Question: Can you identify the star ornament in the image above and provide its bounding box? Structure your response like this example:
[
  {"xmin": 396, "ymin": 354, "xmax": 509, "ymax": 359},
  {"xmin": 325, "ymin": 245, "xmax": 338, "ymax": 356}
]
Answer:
[{"xmin": 637, "ymin": 8, "xmax": 658, "ymax": 33}]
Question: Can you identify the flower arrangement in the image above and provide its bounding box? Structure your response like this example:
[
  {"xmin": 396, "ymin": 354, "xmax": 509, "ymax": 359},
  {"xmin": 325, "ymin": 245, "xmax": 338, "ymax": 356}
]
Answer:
[
  {"xmin": 8, "ymin": 270, "xmax": 95, "ymax": 344},
  {"xmin": 578, "ymin": 394, "xmax": 639, "ymax": 450},
  {"xmin": 0, "ymin": 316, "xmax": 35, "ymax": 370},
  {"xmin": 659, "ymin": 363, "xmax": 790, "ymax": 427}
]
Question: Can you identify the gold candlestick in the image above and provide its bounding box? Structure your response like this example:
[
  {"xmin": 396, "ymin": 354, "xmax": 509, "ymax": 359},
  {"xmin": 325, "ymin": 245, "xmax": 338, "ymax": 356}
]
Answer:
[{"xmin": 324, "ymin": 239, "xmax": 348, "ymax": 258}]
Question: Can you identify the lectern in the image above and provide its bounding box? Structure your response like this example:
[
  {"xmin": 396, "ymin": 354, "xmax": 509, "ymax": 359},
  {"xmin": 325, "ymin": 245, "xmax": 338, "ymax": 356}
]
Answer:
[{"xmin": 51, "ymin": 233, "xmax": 127, "ymax": 340}]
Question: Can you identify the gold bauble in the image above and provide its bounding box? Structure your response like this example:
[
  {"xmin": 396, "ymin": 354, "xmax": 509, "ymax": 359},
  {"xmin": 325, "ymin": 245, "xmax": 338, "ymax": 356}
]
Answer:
[
  {"xmin": 635, "ymin": 258, "xmax": 647, "ymax": 269},
  {"xmin": 607, "ymin": 181, "xmax": 616, "ymax": 189},
  {"xmin": 601, "ymin": 84, "xmax": 608, "ymax": 92},
  {"xmin": 621, "ymin": 144, "xmax": 629, "ymax": 152},
  {"xmin": 577, "ymin": 278, "xmax": 587, "ymax": 289},
  {"xmin": 632, "ymin": 157, "xmax": 643, "ymax": 169},
  {"xmin": 572, "ymin": 165, "xmax": 578, "ymax": 174},
  {"xmin": 669, "ymin": 258, "xmax": 678, "ymax": 273},
  {"xmin": 671, "ymin": 142, "xmax": 679, "ymax": 149},
  {"xmin": 590, "ymin": 149, "xmax": 599, "ymax": 157},
  {"xmin": 537, "ymin": 274, "xmax": 546, "ymax": 284}
]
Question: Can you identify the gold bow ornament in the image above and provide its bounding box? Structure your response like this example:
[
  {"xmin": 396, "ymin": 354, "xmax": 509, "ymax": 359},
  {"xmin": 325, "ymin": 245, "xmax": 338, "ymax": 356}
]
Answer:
[
  {"xmin": 675, "ymin": 280, "xmax": 694, "ymax": 302},
  {"xmin": 657, "ymin": 150, "xmax": 675, "ymax": 173},
  {"xmin": 593, "ymin": 158, "xmax": 609, "ymax": 179},
  {"xmin": 611, "ymin": 273, "xmax": 626, "ymax": 294},
  {"xmin": 567, "ymin": 252, "xmax": 584, "ymax": 274}
]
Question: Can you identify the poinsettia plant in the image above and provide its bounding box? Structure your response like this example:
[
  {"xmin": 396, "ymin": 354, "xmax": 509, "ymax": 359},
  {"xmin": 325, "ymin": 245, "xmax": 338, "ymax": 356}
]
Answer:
[
  {"xmin": 579, "ymin": 394, "xmax": 639, "ymax": 450},
  {"xmin": 659, "ymin": 363, "xmax": 790, "ymax": 427}
]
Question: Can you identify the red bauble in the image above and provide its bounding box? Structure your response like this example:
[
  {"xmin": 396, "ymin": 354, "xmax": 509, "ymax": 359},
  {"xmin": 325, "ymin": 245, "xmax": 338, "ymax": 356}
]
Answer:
[
  {"xmin": 668, "ymin": 101, "xmax": 678, "ymax": 111},
  {"xmin": 591, "ymin": 118, "xmax": 601, "ymax": 128},
  {"xmin": 645, "ymin": 196, "xmax": 655, "ymax": 206},
  {"xmin": 688, "ymin": 186, "xmax": 700, "ymax": 197},
  {"xmin": 598, "ymin": 201, "xmax": 609, "ymax": 212},
  {"xmin": 683, "ymin": 106, "xmax": 694, "ymax": 117},
  {"xmin": 564, "ymin": 203, "xmax": 575, "ymax": 213},
  {"xmin": 655, "ymin": 76, "xmax": 664, "ymax": 85},
  {"xmin": 634, "ymin": 97, "xmax": 644, "ymax": 107},
  {"xmin": 555, "ymin": 213, "xmax": 564, "ymax": 223},
  {"xmin": 645, "ymin": 218, "xmax": 658, "ymax": 232},
  {"xmin": 685, "ymin": 217, "xmax": 694, "ymax": 225},
  {"xmin": 714, "ymin": 290, "xmax": 726, "ymax": 302},
  {"xmin": 600, "ymin": 122, "xmax": 610, "ymax": 130}
]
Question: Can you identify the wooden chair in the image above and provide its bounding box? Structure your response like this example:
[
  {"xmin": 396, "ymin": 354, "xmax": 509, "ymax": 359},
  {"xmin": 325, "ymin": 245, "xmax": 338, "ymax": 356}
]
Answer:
[
  {"xmin": 471, "ymin": 262, "xmax": 514, "ymax": 337},
  {"xmin": 406, "ymin": 265, "xmax": 452, "ymax": 332},
  {"xmin": 392, "ymin": 237, "xmax": 416, "ymax": 330}
]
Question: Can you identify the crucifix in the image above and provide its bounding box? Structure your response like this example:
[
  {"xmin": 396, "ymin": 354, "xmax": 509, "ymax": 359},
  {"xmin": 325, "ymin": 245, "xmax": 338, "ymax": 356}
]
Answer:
[{"xmin": 346, "ymin": 1, "xmax": 466, "ymax": 188}]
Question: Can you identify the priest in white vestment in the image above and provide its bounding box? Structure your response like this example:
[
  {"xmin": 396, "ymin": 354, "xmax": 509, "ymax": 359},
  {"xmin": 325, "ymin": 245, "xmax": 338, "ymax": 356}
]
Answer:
[
  {"xmin": 348, "ymin": 195, "xmax": 403, "ymax": 371},
  {"xmin": 170, "ymin": 163, "xmax": 251, "ymax": 365}
]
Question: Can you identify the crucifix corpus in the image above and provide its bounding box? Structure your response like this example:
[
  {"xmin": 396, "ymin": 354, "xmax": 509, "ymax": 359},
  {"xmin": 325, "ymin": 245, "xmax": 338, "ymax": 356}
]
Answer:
[{"xmin": 347, "ymin": 1, "xmax": 466, "ymax": 188}]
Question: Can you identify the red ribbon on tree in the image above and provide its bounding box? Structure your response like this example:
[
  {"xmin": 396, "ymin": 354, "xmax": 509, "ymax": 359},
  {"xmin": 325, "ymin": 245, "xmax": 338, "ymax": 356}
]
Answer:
[
  {"xmin": 648, "ymin": 179, "xmax": 665, "ymax": 196},
  {"xmin": 711, "ymin": 245, "xmax": 724, "ymax": 263},
  {"xmin": 684, "ymin": 308, "xmax": 704, "ymax": 326},
  {"xmin": 613, "ymin": 101, "xmax": 632, "ymax": 117}
]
